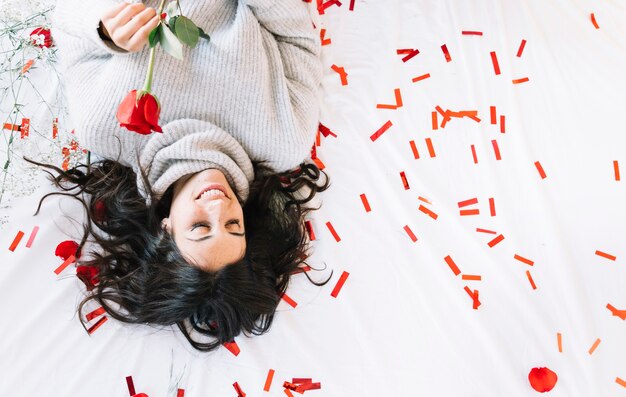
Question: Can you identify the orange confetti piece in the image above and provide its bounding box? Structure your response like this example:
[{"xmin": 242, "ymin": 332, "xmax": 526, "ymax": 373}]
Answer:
[
  {"xmin": 458, "ymin": 197, "xmax": 478, "ymax": 208},
  {"xmin": 223, "ymin": 340, "xmax": 241, "ymax": 356},
  {"xmin": 607, "ymin": 303, "xmax": 626, "ymax": 320},
  {"xmin": 52, "ymin": 117, "xmax": 59, "ymax": 139},
  {"xmin": 535, "ymin": 161, "xmax": 547, "ymax": 179},
  {"xmin": 514, "ymin": 254, "xmax": 534, "ymax": 266},
  {"xmin": 330, "ymin": 271, "xmax": 350, "ymax": 298},
  {"xmin": 281, "ymin": 293, "xmax": 298, "ymax": 308},
  {"xmin": 595, "ymin": 250, "xmax": 617, "ymax": 261},
  {"xmin": 431, "ymin": 111, "xmax": 439, "ymax": 130},
  {"xmin": 330, "ymin": 64, "xmax": 348, "ymax": 85},
  {"xmin": 617, "ymin": 377, "xmax": 626, "ymax": 388},
  {"xmin": 557, "ymin": 332, "xmax": 563, "ymax": 353},
  {"xmin": 614, "ymin": 160, "xmax": 620, "ymax": 181},
  {"xmin": 425, "ymin": 138, "xmax": 436, "ymax": 157},
  {"xmin": 87, "ymin": 316, "xmax": 108, "ymax": 335},
  {"xmin": 284, "ymin": 389, "xmax": 295, "ymax": 397},
  {"xmin": 476, "ymin": 228, "xmax": 497, "ymax": 234},
  {"xmin": 320, "ymin": 28, "xmax": 331, "ymax": 45},
  {"xmin": 444, "ymin": 255, "xmax": 461, "ymax": 276},
  {"xmin": 54, "ymin": 254, "xmax": 76, "ymax": 275},
  {"xmin": 487, "ymin": 234, "xmax": 505, "ymax": 248},
  {"xmin": 3, "ymin": 123, "xmax": 20, "ymax": 132},
  {"xmin": 462, "ymin": 31, "xmax": 483, "ymax": 36},
  {"xmin": 460, "ymin": 209, "xmax": 480, "ymax": 216},
  {"xmin": 418, "ymin": 204, "xmax": 438, "ymax": 220},
  {"xmin": 360, "ymin": 193, "xmax": 371, "ymax": 212},
  {"xmin": 403, "ymin": 225, "xmax": 418, "ymax": 242},
  {"xmin": 409, "ymin": 140, "xmax": 420, "ymax": 159},
  {"xmin": 396, "ymin": 48, "xmax": 420, "ymax": 63},
  {"xmin": 512, "ymin": 77, "xmax": 530, "ymax": 84},
  {"xmin": 85, "ymin": 307, "xmax": 106, "ymax": 322},
  {"xmin": 312, "ymin": 157, "xmax": 325, "ymax": 170},
  {"xmin": 441, "ymin": 44, "xmax": 451, "ymax": 62},
  {"xmin": 462, "ymin": 274, "xmax": 481, "ymax": 281},
  {"xmin": 471, "ymin": 144, "xmax": 478, "ymax": 164},
  {"xmin": 25, "ymin": 226, "xmax": 39, "ymax": 248},
  {"xmin": 490, "ymin": 51, "xmax": 501, "ymax": 75},
  {"xmin": 400, "ymin": 171, "xmax": 410, "ymax": 190},
  {"xmin": 489, "ymin": 197, "xmax": 496, "ymax": 216},
  {"xmin": 20, "ymin": 118, "xmax": 30, "ymax": 139},
  {"xmin": 526, "ymin": 270, "xmax": 537, "ymax": 289},
  {"xmin": 9, "ymin": 231, "xmax": 24, "ymax": 252},
  {"xmin": 590, "ymin": 13, "xmax": 599, "ymax": 29},
  {"xmin": 411, "ymin": 73, "xmax": 431, "ymax": 83},
  {"xmin": 491, "ymin": 139, "xmax": 502, "ymax": 160},
  {"xmin": 500, "ymin": 115, "xmax": 506, "ymax": 133},
  {"xmin": 517, "ymin": 39, "xmax": 527, "ymax": 57},
  {"xmin": 376, "ymin": 88, "xmax": 403, "ymax": 109},
  {"xmin": 264, "ymin": 369, "xmax": 275, "ymax": 392},
  {"xmin": 418, "ymin": 196, "xmax": 432, "ymax": 204},
  {"xmin": 588, "ymin": 338, "xmax": 601, "ymax": 355},
  {"xmin": 233, "ymin": 382, "xmax": 246, "ymax": 397},
  {"xmin": 370, "ymin": 120, "xmax": 393, "ymax": 142},
  {"xmin": 464, "ymin": 286, "xmax": 481, "ymax": 309},
  {"xmin": 21, "ymin": 59, "xmax": 34, "ymax": 75},
  {"xmin": 305, "ymin": 220, "xmax": 316, "ymax": 241},
  {"xmin": 325, "ymin": 221, "xmax": 340, "ymax": 242},
  {"xmin": 490, "ymin": 106, "xmax": 497, "ymax": 124}
]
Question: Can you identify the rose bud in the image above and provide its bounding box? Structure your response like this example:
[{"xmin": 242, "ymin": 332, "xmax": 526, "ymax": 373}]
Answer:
[
  {"xmin": 116, "ymin": 90, "xmax": 163, "ymax": 135},
  {"xmin": 30, "ymin": 27, "xmax": 53, "ymax": 48}
]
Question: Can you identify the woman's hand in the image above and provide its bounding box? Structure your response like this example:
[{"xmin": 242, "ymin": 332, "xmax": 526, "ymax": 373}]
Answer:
[{"xmin": 100, "ymin": 2, "xmax": 160, "ymax": 53}]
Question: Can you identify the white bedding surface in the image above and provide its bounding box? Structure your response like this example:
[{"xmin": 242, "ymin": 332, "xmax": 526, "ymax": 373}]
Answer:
[{"xmin": 2, "ymin": 1, "xmax": 626, "ymax": 396}]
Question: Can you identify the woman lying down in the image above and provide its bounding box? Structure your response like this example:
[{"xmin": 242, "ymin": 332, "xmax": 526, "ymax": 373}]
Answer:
[{"xmin": 36, "ymin": 0, "xmax": 330, "ymax": 351}]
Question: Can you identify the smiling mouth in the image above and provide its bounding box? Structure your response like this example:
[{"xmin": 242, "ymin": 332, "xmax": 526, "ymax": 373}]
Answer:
[{"xmin": 196, "ymin": 184, "xmax": 229, "ymax": 200}]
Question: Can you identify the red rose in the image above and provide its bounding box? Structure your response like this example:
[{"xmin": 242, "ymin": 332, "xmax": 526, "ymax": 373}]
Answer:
[
  {"xmin": 116, "ymin": 90, "xmax": 163, "ymax": 135},
  {"xmin": 55, "ymin": 240, "xmax": 80, "ymax": 261},
  {"xmin": 528, "ymin": 367, "xmax": 558, "ymax": 393},
  {"xmin": 76, "ymin": 265, "xmax": 99, "ymax": 291},
  {"xmin": 30, "ymin": 27, "xmax": 53, "ymax": 48}
]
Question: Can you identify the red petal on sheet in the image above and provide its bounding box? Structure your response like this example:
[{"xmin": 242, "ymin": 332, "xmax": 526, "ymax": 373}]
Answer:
[
  {"xmin": 528, "ymin": 367, "xmax": 558, "ymax": 392},
  {"xmin": 55, "ymin": 240, "xmax": 80, "ymax": 260}
]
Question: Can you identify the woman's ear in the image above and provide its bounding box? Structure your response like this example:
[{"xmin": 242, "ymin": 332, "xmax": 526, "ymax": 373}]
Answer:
[{"xmin": 161, "ymin": 218, "xmax": 171, "ymax": 233}]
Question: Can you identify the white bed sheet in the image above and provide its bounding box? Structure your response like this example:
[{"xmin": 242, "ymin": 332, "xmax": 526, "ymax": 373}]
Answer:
[{"xmin": 1, "ymin": 0, "xmax": 626, "ymax": 396}]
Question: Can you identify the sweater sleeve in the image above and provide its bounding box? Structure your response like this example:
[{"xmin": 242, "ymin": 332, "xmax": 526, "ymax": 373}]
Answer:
[{"xmin": 242, "ymin": 0, "xmax": 322, "ymax": 170}]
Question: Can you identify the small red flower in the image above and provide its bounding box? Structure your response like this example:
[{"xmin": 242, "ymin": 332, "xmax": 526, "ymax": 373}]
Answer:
[
  {"xmin": 528, "ymin": 367, "xmax": 558, "ymax": 393},
  {"xmin": 55, "ymin": 240, "xmax": 80, "ymax": 261},
  {"xmin": 116, "ymin": 90, "xmax": 163, "ymax": 135},
  {"xmin": 76, "ymin": 265, "xmax": 99, "ymax": 291},
  {"xmin": 160, "ymin": 12, "xmax": 167, "ymax": 20},
  {"xmin": 30, "ymin": 27, "xmax": 53, "ymax": 48}
]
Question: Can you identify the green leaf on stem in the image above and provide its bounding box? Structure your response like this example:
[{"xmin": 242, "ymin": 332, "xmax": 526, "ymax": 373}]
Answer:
[
  {"xmin": 174, "ymin": 16, "xmax": 199, "ymax": 48},
  {"xmin": 169, "ymin": 16, "xmax": 179, "ymax": 33},
  {"xmin": 148, "ymin": 25, "xmax": 161, "ymax": 48},
  {"xmin": 158, "ymin": 23, "xmax": 184, "ymax": 60},
  {"xmin": 198, "ymin": 27, "xmax": 211, "ymax": 42}
]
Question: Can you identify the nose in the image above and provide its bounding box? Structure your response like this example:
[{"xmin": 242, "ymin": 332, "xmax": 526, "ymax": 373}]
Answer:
[{"xmin": 196, "ymin": 197, "xmax": 230, "ymax": 225}]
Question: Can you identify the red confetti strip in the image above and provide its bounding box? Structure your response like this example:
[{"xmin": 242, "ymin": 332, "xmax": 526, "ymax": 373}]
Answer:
[
  {"xmin": 517, "ymin": 39, "xmax": 527, "ymax": 57},
  {"xmin": 223, "ymin": 340, "xmax": 241, "ymax": 356},
  {"xmin": 25, "ymin": 226, "xmax": 39, "ymax": 248},
  {"xmin": 616, "ymin": 378, "xmax": 626, "ymax": 388},
  {"xmin": 526, "ymin": 270, "xmax": 537, "ymax": 290},
  {"xmin": 376, "ymin": 88, "xmax": 403, "ymax": 109},
  {"xmin": 458, "ymin": 197, "xmax": 478, "ymax": 208},
  {"xmin": 490, "ymin": 51, "xmax": 501, "ymax": 75},
  {"xmin": 305, "ymin": 220, "xmax": 316, "ymax": 241},
  {"xmin": 85, "ymin": 306, "xmax": 106, "ymax": 322},
  {"xmin": 54, "ymin": 254, "xmax": 76, "ymax": 275},
  {"xmin": 490, "ymin": 106, "xmax": 497, "ymax": 124},
  {"xmin": 491, "ymin": 139, "xmax": 502, "ymax": 160},
  {"xmin": 425, "ymin": 138, "xmax": 436, "ymax": 157},
  {"xmin": 441, "ymin": 44, "xmax": 451, "ymax": 62},
  {"xmin": 476, "ymin": 228, "xmax": 497, "ymax": 234},
  {"xmin": 296, "ymin": 382, "xmax": 321, "ymax": 392},
  {"xmin": 614, "ymin": 160, "xmax": 620, "ymax": 181},
  {"xmin": 557, "ymin": 332, "xmax": 563, "ymax": 352},
  {"xmin": 403, "ymin": 225, "xmax": 418, "ymax": 242},
  {"xmin": 606, "ymin": 303, "xmax": 626, "ymax": 320},
  {"xmin": 500, "ymin": 115, "xmax": 506, "ymax": 133},
  {"xmin": 233, "ymin": 382, "xmax": 246, "ymax": 397},
  {"xmin": 87, "ymin": 316, "xmax": 108, "ymax": 334},
  {"xmin": 312, "ymin": 157, "xmax": 325, "ymax": 170},
  {"xmin": 595, "ymin": 250, "xmax": 617, "ymax": 261},
  {"xmin": 418, "ymin": 204, "xmax": 438, "ymax": 220},
  {"xmin": 487, "ymin": 234, "xmax": 505, "ymax": 247},
  {"xmin": 284, "ymin": 389, "xmax": 295, "ymax": 397},
  {"xmin": 489, "ymin": 197, "xmax": 496, "ymax": 216},
  {"xmin": 318, "ymin": 123, "xmax": 337, "ymax": 138},
  {"xmin": 588, "ymin": 338, "xmax": 601, "ymax": 355},
  {"xmin": 360, "ymin": 193, "xmax": 371, "ymax": 212},
  {"xmin": 370, "ymin": 120, "xmax": 393, "ymax": 142},
  {"xmin": 463, "ymin": 286, "xmax": 481, "ymax": 309},
  {"xmin": 443, "ymin": 255, "xmax": 461, "ymax": 276},
  {"xmin": 8, "ymin": 230, "xmax": 24, "ymax": 252},
  {"xmin": 292, "ymin": 378, "xmax": 312, "ymax": 384},
  {"xmin": 281, "ymin": 293, "xmax": 298, "ymax": 308},
  {"xmin": 409, "ymin": 140, "xmax": 420, "ymax": 159},
  {"xmin": 349, "ymin": 0, "xmax": 355, "ymax": 11},
  {"xmin": 325, "ymin": 221, "xmax": 341, "ymax": 242},
  {"xmin": 462, "ymin": 274, "xmax": 481, "ymax": 281},
  {"xmin": 462, "ymin": 31, "xmax": 483, "ymax": 36},
  {"xmin": 3, "ymin": 123, "xmax": 20, "ymax": 132},
  {"xmin": 319, "ymin": 0, "xmax": 341, "ymax": 12},
  {"xmin": 590, "ymin": 13, "xmax": 599, "ymax": 29},
  {"xmin": 431, "ymin": 111, "xmax": 439, "ymax": 130},
  {"xmin": 330, "ymin": 64, "xmax": 348, "ymax": 85},
  {"xmin": 20, "ymin": 118, "xmax": 30, "ymax": 139},
  {"xmin": 330, "ymin": 271, "xmax": 350, "ymax": 298},
  {"xmin": 126, "ymin": 376, "xmax": 136, "ymax": 396},
  {"xmin": 411, "ymin": 73, "xmax": 431, "ymax": 83},
  {"xmin": 535, "ymin": 161, "xmax": 547, "ymax": 179},
  {"xmin": 320, "ymin": 29, "xmax": 331, "ymax": 46},
  {"xmin": 512, "ymin": 77, "xmax": 530, "ymax": 84},
  {"xmin": 396, "ymin": 48, "xmax": 420, "ymax": 63},
  {"xmin": 514, "ymin": 254, "xmax": 534, "ymax": 266},
  {"xmin": 459, "ymin": 209, "xmax": 480, "ymax": 216},
  {"xmin": 471, "ymin": 144, "xmax": 478, "ymax": 164},
  {"xmin": 264, "ymin": 369, "xmax": 275, "ymax": 392},
  {"xmin": 177, "ymin": 389, "xmax": 185, "ymax": 397},
  {"xmin": 400, "ymin": 171, "xmax": 410, "ymax": 190}
]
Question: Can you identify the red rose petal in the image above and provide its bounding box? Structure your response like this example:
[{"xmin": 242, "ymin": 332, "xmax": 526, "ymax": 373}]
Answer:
[
  {"xmin": 528, "ymin": 367, "xmax": 558, "ymax": 392},
  {"xmin": 143, "ymin": 94, "xmax": 163, "ymax": 132},
  {"xmin": 76, "ymin": 265, "xmax": 99, "ymax": 291},
  {"xmin": 55, "ymin": 240, "xmax": 80, "ymax": 261}
]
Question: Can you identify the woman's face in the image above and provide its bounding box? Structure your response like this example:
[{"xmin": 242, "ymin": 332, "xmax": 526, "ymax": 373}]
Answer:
[{"xmin": 162, "ymin": 169, "xmax": 246, "ymax": 271}]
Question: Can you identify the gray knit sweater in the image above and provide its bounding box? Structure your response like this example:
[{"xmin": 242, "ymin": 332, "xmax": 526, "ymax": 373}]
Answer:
[{"xmin": 52, "ymin": 0, "xmax": 321, "ymax": 201}]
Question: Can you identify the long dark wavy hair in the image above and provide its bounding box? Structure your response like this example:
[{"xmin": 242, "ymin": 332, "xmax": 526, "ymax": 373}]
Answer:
[{"xmin": 29, "ymin": 157, "xmax": 330, "ymax": 351}]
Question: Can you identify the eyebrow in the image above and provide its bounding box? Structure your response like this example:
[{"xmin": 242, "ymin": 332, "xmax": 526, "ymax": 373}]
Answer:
[{"xmin": 187, "ymin": 232, "xmax": 246, "ymax": 242}]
